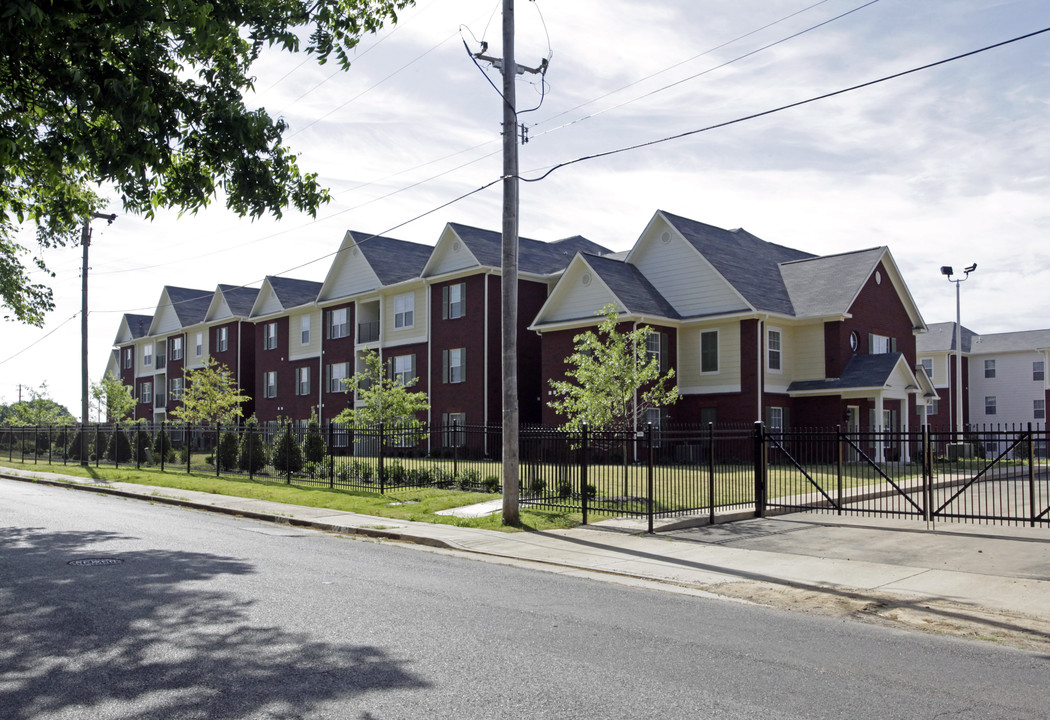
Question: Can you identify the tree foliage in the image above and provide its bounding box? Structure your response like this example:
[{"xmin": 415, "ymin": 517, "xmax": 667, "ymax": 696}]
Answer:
[
  {"xmin": 1, "ymin": 0, "xmax": 413, "ymax": 324},
  {"xmin": 170, "ymin": 359, "xmax": 249, "ymax": 425},
  {"xmin": 4, "ymin": 383, "xmax": 76, "ymax": 425},
  {"xmin": 548, "ymin": 305, "xmax": 679, "ymax": 432},
  {"xmin": 335, "ymin": 348, "xmax": 429, "ymax": 429},
  {"xmin": 91, "ymin": 372, "xmax": 136, "ymax": 422}
]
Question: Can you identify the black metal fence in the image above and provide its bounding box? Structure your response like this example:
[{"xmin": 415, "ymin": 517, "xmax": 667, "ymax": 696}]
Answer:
[{"xmin": 1, "ymin": 421, "xmax": 1047, "ymax": 529}]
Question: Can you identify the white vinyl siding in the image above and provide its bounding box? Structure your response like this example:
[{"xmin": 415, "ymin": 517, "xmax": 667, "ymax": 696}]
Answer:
[
  {"xmin": 700, "ymin": 330, "xmax": 719, "ymax": 374},
  {"xmin": 767, "ymin": 328, "xmax": 782, "ymax": 372},
  {"xmin": 970, "ymin": 351, "xmax": 1046, "ymax": 426},
  {"xmin": 301, "ymin": 315, "xmax": 310, "ymax": 345},
  {"xmin": 677, "ymin": 324, "xmax": 741, "ymax": 393}
]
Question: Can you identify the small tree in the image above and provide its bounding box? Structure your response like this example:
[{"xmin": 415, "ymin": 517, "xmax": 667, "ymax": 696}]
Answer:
[
  {"xmin": 548, "ymin": 305, "xmax": 679, "ymax": 433},
  {"xmin": 91, "ymin": 373, "xmax": 137, "ymax": 422},
  {"xmin": 171, "ymin": 359, "xmax": 250, "ymax": 426},
  {"xmin": 335, "ymin": 349, "xmax": 430, "ymax": 432},
  {"xmin": 238, "ymin": 417, "xmax": 268, "ymax": 473},
  {"xmin": 272, "ymin": 427, "xmax": 304, "ymax": 476},
  {"xmin": 303, "ymin": 414, "xmax": 327, "ymax": 476},
  {"xmin": 216, "ymin": 431, "xmax": 240, "ymax": 472}
]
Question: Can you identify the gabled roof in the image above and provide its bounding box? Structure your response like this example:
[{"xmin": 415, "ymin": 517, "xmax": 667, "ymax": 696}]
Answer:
[
  {"xmin": 917, "ymin": 321, "xmax": 978, "ymax": 354},
  {"xmin": 217, "ymin": 284, "xmax": 260, "ymax": 317},
  {"xmin": 969, "ymin": 328, "xmax": 1050, "ymax": 354},
  {"xmin": 585, "ymin": 254, "xmax": 680, "ymax": 320},
  {"xmin": 163, "ymin": 286, "xmax": 213, "ymax": 327},
  {"xmin": 660, "ymin": 212, "xmax": 814, "ymax": 315},
  {"xmin": 353, "ymin": 232, "xmax": 432, "ymax": 285},
  {"xmin": 447, "ymin": 223, "xmax": 612, "ymax": 276},
  {"xmin": 268, "ymin": 276, "xmax": 322, "ymax": 309},
  {"xmin": 780, "ymin": 248, "xmax": 886, "ymax": 318},
  {"xmin": 125, "ymin": 314, "xmax": 152, "ymax": 339},
  {"xmin": 788, "ymin": 353, "xmax": 913, "ymax": 393}
]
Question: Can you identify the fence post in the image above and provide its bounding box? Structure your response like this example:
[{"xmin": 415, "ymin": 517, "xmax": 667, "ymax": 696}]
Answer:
[
  {"xmin": 285, "ymin": 421, "xmax": 292, "ymax": 484},
  {"xmin": 753, "ymin": 421, "xmax": 766, "ymax": 518},
  {"xmin": 215, "ymin": 423, "xmax": 222, "ymax": 476},
  {"xmin": 20, "ymin": 426, "xmax": 26, "ymax": 464},
  {"xmin": 95, "ymin": 423, "xmax": 100, "ymax": 468},
  {"xmin": 160, "ymin": 421, "xmax": 166, "ymax": 472},
  {"xmin": 580, "ymin": 423, "xmax": 589, "ymax": 526},
  {"xmin": 48, "ymin": 425, "xmax": 53, "ymax": 465},
  {"xmin": 646, "ymin": 422, "xmax": 654, "ymax": 534},
  {"xmin": 452, "ymin": 420, "xmax": 459, "ymax": 478},
  {"xmin": 707, "ymin": 422, "xmax": 715, "ymax": 526},
  {"xmin": 1028, "ymin": 423, "xmax": 1037, "ymax": 528},
  {"xmin": 135, "ymin": 424, "xmax": 141, "ymax": 470},
  {"xmin": 185, "ymin": 422, "xmax": 191, "ymax": 474},
  {"xmin": 247, "ymin": 424, "xmax": 254, "ymax": 482},
  {"xmin": 378, "ymin": 421, "xmax": 385, "ymax": 494},
  {"xmin": 923, "ymin": 424, "xmax": 932, "ymax": 524},
  {"xmin": 113, "ymin": 422, "xmax": 119, "ymax": 470},
  {"xmin": 327, "ymin": 421, "xmax": 335, "ymax": 489},
  {"xmin": 836, "ymin": 424, "xmax": 844, "ymax": 515}
]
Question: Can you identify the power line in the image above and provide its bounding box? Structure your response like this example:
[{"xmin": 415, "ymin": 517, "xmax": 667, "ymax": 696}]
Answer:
[
  {"xmin": 520, "ymin": 26, "xmax": 1050, "ymax": 183},
  {"xmin": 0, "ymin": 313, "xmax": 79, "ymax": 366}
]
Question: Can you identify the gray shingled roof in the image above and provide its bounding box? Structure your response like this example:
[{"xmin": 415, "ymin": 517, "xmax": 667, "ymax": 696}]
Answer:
[
  {"xmin": 352, "ymin": 232, "xmax": 433, "ymax": 285},
  {"xmin": 780, "ymin": 248, "xmax": 885, "ymax": 318},
  {"xmin": 585, "ymin": 254, "xmax": 680, "ymax": 320},
  {"xmin": 917, "ymin": 321, "xmax": 977, "ymax": 353},
  {"xmin": 267, "ymin": 276, "xmax": 322, "ymax": 309},
  {"xmin": 217, "ymin": 285, "xmax": 260, "ymax": 317},
  {"xmin": 662, "ymin": 212, "xmax": 814, "ymax": 315},
  {"xmin": 164, "ymin": 286, "xmax": 213, "ymax": 327},
  {"xmin": 969, "ymin": 328, "xmax": 1050, "ymax": 354},
  {"xmin": 788, "ymin": 353, "xmax": 907, "ymax": 393},
  {"xmin": 125, "ymin": 314, "xmax": 152, "ymax": 339},
  {"xmin": 448, "ymin": 223, "xmax": 612, "ymax": 275}
]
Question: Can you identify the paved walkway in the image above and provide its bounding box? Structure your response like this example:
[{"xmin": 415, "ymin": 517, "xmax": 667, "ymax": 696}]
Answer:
[{"xmin": 4, "ymin": 466, "xmax": 1049, "ymax": 650}]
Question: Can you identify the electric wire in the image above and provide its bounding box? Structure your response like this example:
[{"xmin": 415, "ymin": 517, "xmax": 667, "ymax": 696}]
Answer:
[{"xmin": 0, "ymin": 313, "xmax": 79, "ymax": 366}]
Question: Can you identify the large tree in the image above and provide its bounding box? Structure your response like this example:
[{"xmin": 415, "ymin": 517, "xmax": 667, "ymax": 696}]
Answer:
[
  {"xmin": 4, "ymin": 382, "xmax": 76, "ymax": 425},
  {"xmin": 1, "ymin": 0, "xmax": 413, "ymax": 324},
  {"xmin": 548, "ymin": 305, "xmax": 679, "ymax": 433},
  {"xmin": 335, "ymin": 348, "xmax": 429, "ymax": 429},
  {"xmin": 91, "ymin": 371, "xmax": 136, "ymax": 422},
  {"xmin": 170, "ymin": 359, "xmax": 250, "ymax": 425}
]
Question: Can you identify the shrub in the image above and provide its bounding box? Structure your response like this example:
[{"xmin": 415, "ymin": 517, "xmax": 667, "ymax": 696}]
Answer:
[
  {"xmin": 107, "ymin": 427, "xmax": 133, "ymax": 463},
  {"xmin": 65, "ymin": 428, "xmax": 94, "ymax": 463},
  {"xmin": 272, "ymin": 430, "xmax": 304, "ymax": 475},
  {"xmin": 384, "ymin": 460, "xmax": 406, "ymax": 484},
  {"xmin": 131, "ymin": 426, "xmax": 154, "ymax": 465},
  {"xmin": 238, "ymin": 425, "xmax": 268, "ymax": 473},
  {"xmin": 458, "ymin": 468, "xmax": 481, "ymax": 491},
  {"xmin": 556, "ymin": 478, "xmax": 572, "ymax": 499},
  {"xmin": 482, "ymin": 475, "xmax": 500, "ymax": 493},
  {"xmin": 155, "ymin": 429, "xmax": 176, "ymax": 463},
  {"xmin": 527, "ymin": 476, "xmax": 547, "ymax": 496},
  {"xmin": 431, "ymin": 467, "xmax": 454, "ymax": 489},
  {"xmin": 216, "ymin": 431, "xmax": 240, "ymax": 472},
  {"xmin": 303, "ymin": 418, "xmax": 327, "ymax": 465}
]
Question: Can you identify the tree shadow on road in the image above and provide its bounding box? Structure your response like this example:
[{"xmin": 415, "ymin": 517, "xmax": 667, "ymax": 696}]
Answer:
[{"xmin": 0, "ymin": 526, "xmax": 428, "ymax": 719}]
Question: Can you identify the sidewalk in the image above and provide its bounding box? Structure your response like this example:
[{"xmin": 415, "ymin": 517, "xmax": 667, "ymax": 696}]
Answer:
[{"xmin": 4, "ymin": 466, "xmax": 1049, "ymax": 651}]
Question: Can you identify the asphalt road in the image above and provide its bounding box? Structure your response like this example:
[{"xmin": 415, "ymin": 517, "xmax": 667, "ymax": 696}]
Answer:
[{"xmin": 2, "ymin": 478, "xmax": 1048, "ymax": 720}]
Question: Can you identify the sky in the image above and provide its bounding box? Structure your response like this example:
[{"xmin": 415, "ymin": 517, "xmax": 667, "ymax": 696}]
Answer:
[{"xmin": 2, "ymin": 0, "xmax": 1049, "ymax": 419}]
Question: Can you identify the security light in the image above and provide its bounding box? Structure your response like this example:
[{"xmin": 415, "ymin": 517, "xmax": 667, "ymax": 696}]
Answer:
[
  {"xmin": 940, "ymin": 266, "xmax": 953, "ymax": 276},
  {"xmin": 964, "ymin": 263, "xmax": 977, "ymax": 274}
]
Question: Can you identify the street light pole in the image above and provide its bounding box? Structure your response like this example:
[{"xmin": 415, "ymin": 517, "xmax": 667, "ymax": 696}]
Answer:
[{"xmin": 940, "ymin": 263, "xmax": 976, "ymax": 435}]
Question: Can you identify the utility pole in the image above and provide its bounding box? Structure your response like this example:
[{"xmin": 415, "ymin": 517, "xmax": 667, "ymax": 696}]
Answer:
[
  {"xmin": 473, "ymin": 0, "xmax": 547, "ymax": 526},
  {"xmin": 81, "ymin": 212, "xmax": 116, "ymax": 464}
]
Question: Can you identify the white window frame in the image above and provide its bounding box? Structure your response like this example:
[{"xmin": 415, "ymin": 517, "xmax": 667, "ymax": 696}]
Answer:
[
  {"xmin": 645, "ymin": 333, "xmax": 661, "ymax": 368},
  {"xmin": 394, "ymin": 292, "xmax": 414, "ymax": 329},
  {"xmin": 123, "ymin": 348, "xmax": 133, "ymax": 369},
  {"xmin": 767, "ymin": 327, "xmax": 782, "ymax": 373},
  {"xmin": 327, "ymin": 362, "xmax": 349, "ymax": 393},
  {"xmin": 768, "ymin": 407, "xmax": 784, "ymax": 431},
  {"xmin": 393, "ymin": 354, "xmax": 415, "ymax": 386},
  {"xmin": 170, "ymin": 336, "xmax": 183, "ymax": 361},
  {"xmin": 170, "ymin": 377, "xmax": 184, "ymax": 401},
  {"xmin": 296, "ymin": 366, "xmax": 310, "ymax": 396},
  {"xmin": 1034, "ymin": 361, "xmax": 1045, "ymax": 382},
  {"xmin": 1035, "ymin": 399, "xmax": 1045, "ymax": 420},
  {"xmin": 144, "ymin": 344, "xmax": 153, "ymax": 367},
  {"xmin": 700, "ymin": 329, "xmax": 719, "ymax": 374},
  {"xmin": 442, "ymin": 412, "xmax": 466, "ymax": 447},
  {"xmin": 920, "ymin": 357, "xmax": 933, "ymax": 377},
  {"xmin": 217, "ymin": 326, "xmax": 229, "ymax": 353},
  {"xmin": 263, "ymin": 322, "xmax": 278, "ymax": 350},
  {"xmin": 985, "ymin": 396, "xmax": 997, "ymax": 416},
  {"xmin": 985, "ymin": 359, "xmax": 996, "ymax": 379},
  {"xmin": 195, "ymin": 332, "xmax": 203, "ymax": 358},
  {"xmin": 141, "ymin": 381, "xmax": 152, "ymax": 404},
  {"xmin": 443, "ymin": 283, "xmax": 465, "ymax": 320},
  {"xmin": 328, "ymin": 307, "xmax": 349, "ymax": 339},
  {"xmin": 928, "ymin": 398, "xmax": 939, "ymax": 416},
  {"xmin": 264, "ymin": 371, "xmax": 277, "ymax": 399},
  {"xmin": 301, "ymin": 315, "xmax": 311, "ymax": 345},
  {"xmin": 870, "ymin": 334, "xmax": 891, "ymax": 355},
  {"xmin": 444, "ymin": 348, "xmax": 465, "ymax": 384}
]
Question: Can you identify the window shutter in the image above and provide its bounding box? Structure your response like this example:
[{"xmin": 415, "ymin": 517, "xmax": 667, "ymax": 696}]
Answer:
[
  {"xmin": 442, "ymin": 286, "xmax": 449, "ymax": 320},
  {"xmin": 386, "ymin": 357, "xmax": 394, "ymax": 380},
  {"xmin": 410, "ymin": 354, "xmax": 416, "ymax": 377},
  {"xmin": 460, "ymin": 283, "xmax": 465, "ymax": 316},
  {"xmin": 868, "ymin": 333, "xmax": 875, "ymax": 354},
  {"xmin": 890, "ymin": 337, "xmax": 897, "ymax": 353},
  {"xmin": 442, "ymin": 349, "xmax": 449, "ymax": 384},
  {"xmin": 461, "ymin": 349, "xmax": 466, "ymax": 381}
]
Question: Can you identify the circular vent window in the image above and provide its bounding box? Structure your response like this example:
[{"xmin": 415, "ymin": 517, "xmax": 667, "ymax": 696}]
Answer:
[
  {"xmin": 453, "ymin": 241, "xmax": 461, "ymax": 252},
  {"xmin": 660, "ymin": 231, "xmax": 671, "ymax": 244},
  {"xmin": 581, "ymin": 273, "xmax": 592, "ymax": 286}
]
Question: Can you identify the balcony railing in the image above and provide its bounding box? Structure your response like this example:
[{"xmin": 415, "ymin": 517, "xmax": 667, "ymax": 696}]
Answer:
[
  {"xmin": 358, "ymin": 321, "xmax": 379, "ymax": 343},
  {"xmin": 156, "ymin": 354, "xmax": 167, "ymax": 370}
]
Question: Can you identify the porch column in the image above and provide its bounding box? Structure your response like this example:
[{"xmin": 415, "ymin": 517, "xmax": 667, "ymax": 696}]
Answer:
[{"xmin": 875, "ymin": 393, "xmax": 885, "ymax": 463}]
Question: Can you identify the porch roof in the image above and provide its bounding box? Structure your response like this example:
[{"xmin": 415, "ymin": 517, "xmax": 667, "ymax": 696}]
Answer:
[{"xmin": 787, "ymin": 353, "xmax": 916, "ymax": 395}]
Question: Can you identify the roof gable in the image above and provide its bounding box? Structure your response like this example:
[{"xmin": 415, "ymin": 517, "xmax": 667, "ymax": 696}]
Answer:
[
  {"xmin": 114, "ymin": 313, "xmax": 152, "ymax": 344},
  {"xmin": 780, "ymin": 248, "xmax": 885, "ymax": 318},
  {"xmin": 531, "ymin": 255, "xmax": 624, "ymax": 328},
  {"xmin": 422, "ymin": 224, "xmax": 483, "ymax": 277}
]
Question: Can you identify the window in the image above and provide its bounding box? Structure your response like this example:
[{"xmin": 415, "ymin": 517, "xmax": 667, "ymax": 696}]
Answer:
[
  {"xmin": 392, "ymin": 354, "xmax": 415, "ymax": 386},
  {"xmin": 155, "ymin": 385, "xmax": 166, "ymax": 409},
  {"xmin": 921, "ymin": 357, "xmax": 933, "ymax": 377},
  {"xmin": 1035, "ymin": 361, "xmax": 1045, "ymax": 382},
  {"xmin": 870, "ymin": 334, "xmax": 892, "ymax": 354},
  {"xmin": 327, "ymin": 362, "xmax": 349, "ymax": 393},
  {"xmin": 144, "ymin": 344, "xmax": 153, "ymax": 367},
  {"xmin": 170, "ymin": 377, "xmax": 184, "ymax": 401},
  {"xmin": 767, "ymin": 407, "xmax": 784, "ymax": 431},
  {"xmin": 646, "ymin": 332, "xmax": 668, "ymax": 372},
  {"xmin": 195, "ymin": 332, "xmax": 203, "ymax": 357},
  {"xmin": 394, "ymin": 293, "xmax": 414, "ymax": 329},
  {"xmin": 141, "ymin": 382, "xmax": 152, "ymax": 404},
  {"xmin": 301, "ymin": 315, "xmax": 311, "ymax": 345},
  {"xmin": 328, "ymin": 308, "xmax": 349, "ymax": 339},
  {"xmin": 442, "ymin": 412, "xmax": 466, "ymax": 447},
  {"xmin": 443, "ymin": 348, "xmax": 465, "ymax": 383},
  {"xmin": 263, "ymin": 323, "xmax": 277, "ymax": 350},
  {"xmin": 264, "ymin": 371, "xmax": 277, "ymax": 398},
  {"xmin": 296, "ymin": 367, "xmax": 311, "ymax": 396},
  {"xmin": 985, "ymin": 396, "xmax": 996, "ymax": 415},
  {"xmin": 767, "ymin": 328, "xmax": 782, "ymax": 372},
  {"xmin": 217, "ymin": 326, "xmax": 228, "ymax": 352},
  {"xmin": 985, "ymin": 359, "xmax": 996, "ymax": 378},
  {"xmin": 443, "ymin": 283, "xmax": 465, "ymax": 320},
  {"xmin": 170, "ymin": 336, "xmax": 183, "ymax": 361},
  {"xmin": 928, "ymin": 398, "xmax": 939, "ymax": 416},
  {"xmin": 700, "ymin": 330, "xmax": 718, "ymax": 373},
  {"xmin": 123, "ymin": 348, "xmax": 133, "ymax": 369},
  {"xmin": 1035, "ymin": 399, "xmax": 1045, "ymax": 420}
]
